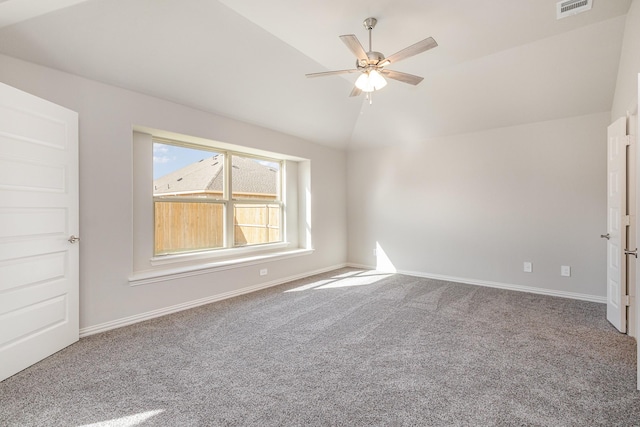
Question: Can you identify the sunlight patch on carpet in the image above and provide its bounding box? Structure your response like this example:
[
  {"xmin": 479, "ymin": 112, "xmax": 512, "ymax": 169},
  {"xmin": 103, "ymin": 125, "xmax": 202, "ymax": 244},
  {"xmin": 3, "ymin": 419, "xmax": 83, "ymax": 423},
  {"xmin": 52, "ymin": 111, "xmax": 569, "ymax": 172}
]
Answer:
[
  {"xmin": 79, "ymin": 409, "xmax": 164, "ymax": 427},
  {"xmin": 285, "ymin": 270, "xmax": 392, "ymax": 292}
]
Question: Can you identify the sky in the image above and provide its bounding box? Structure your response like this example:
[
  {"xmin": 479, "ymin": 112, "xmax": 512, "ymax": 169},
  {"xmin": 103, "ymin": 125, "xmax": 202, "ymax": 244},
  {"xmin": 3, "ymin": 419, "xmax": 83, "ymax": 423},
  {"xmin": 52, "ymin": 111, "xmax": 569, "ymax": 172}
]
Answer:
[
  {"xmin": 153, "ymin": 142, "xmax": 281, "ymax": 180},
  {"xmin": 153, "ymin": 143, "xmax": 217, "ymax": 179}
]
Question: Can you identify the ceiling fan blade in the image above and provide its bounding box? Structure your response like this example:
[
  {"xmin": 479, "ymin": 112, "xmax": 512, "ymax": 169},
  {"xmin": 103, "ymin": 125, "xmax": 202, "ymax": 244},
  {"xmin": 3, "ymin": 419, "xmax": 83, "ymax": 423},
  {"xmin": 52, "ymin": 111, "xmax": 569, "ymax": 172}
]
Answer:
[
  {"xmin": 382, "ymin": 37, "xmax": 438, "ymax": 66},
  {"xmin": 339, "ymin": 34, "xmax": 368, "ymax": 62},
  {"xmin": 305, "ymin": 69, "xmax": 359, "ymax": 78},
  {"xmin": 380, "ymin": 69, "xmax": 424, "ymax": 85},
  {"xmin": 349, "ymin": 86, "xmax": 362, "ymax": 97}
]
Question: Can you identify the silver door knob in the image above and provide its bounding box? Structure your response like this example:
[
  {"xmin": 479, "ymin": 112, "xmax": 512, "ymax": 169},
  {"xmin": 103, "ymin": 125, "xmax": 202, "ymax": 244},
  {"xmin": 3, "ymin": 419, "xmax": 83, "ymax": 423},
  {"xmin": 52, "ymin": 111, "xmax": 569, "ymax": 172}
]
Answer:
[
  {"xmin": 68, "ymin": 235, "xmax": 80, "ymax": 244},
  {"xmin": 624, "ymin": 248, "xmax": 637, "ymax": 258},
  {"xmin": 600, "ymin": 233, "xmax": 610, "ymax": 240}
]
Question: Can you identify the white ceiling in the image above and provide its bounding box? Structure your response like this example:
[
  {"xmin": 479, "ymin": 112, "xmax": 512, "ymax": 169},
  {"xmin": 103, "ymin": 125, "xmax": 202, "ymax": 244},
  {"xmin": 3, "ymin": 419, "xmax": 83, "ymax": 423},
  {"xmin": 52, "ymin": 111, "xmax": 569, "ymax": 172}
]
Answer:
[
  {"xmin": 0, "ymin": 0, "xmax": 631, "ymax": 149},
  {"xmin": 0, "ymin": 0, "xmax": 90, "ymax": 27}
]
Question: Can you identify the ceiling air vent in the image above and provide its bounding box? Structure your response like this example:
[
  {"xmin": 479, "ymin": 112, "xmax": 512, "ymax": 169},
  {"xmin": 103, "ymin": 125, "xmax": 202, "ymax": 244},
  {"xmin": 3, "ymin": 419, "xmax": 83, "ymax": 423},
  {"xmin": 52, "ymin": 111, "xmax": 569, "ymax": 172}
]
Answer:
[{"xmin": 557, "ymin": 0, "xmax": 592, "ymax": 19}]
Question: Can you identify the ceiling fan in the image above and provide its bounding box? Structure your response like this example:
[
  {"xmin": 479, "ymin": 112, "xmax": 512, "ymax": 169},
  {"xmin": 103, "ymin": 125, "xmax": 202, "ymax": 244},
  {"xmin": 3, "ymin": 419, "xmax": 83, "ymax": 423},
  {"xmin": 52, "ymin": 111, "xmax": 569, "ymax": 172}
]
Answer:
[{"xmin": 306, "ymin": 17, "xmax": 438, "ymax": 101}]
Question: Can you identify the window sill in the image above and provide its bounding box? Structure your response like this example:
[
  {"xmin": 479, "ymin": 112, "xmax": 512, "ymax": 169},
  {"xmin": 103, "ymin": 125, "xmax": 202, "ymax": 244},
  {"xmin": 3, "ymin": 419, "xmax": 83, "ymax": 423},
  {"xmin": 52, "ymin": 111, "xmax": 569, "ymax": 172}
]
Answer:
[
  {"xmin": 150, "ymin": 241, "xmax": 291, "ymax": 267},
  {"xmin": 129, "ymin": 247, "xmax": 314, "ymax": 287}
]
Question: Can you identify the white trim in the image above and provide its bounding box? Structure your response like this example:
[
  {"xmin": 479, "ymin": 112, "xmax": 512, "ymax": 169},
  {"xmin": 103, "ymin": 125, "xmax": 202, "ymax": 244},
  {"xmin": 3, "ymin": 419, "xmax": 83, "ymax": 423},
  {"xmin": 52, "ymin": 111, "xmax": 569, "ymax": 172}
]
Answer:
[
  {"xmin": 347, "ymin": 263, "xmax": 377, "ymax": 270},
  {"xmin": 82, "ymin": 262, "xmax": 346, "ymax": 337},
  {"xmin": 347, "ymin": 263, "xmax": 606, "ymax": 304},
  {"xmin": 130, "ymin": 248, "xmax": 313, "ymax": 286},
  {"xmin": 150, "ymin": 241, "xmax": 291, "ymax": 266}
]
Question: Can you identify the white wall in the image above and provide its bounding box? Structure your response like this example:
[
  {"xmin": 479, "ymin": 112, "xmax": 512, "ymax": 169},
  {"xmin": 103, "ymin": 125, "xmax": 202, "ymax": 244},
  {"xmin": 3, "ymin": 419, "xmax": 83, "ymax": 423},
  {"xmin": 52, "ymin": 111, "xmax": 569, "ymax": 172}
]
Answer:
[
  {"xmin": 0, "ymin": 53, "xmax": 347, "ymax": 331},
  {"xmin": 347, "ymin": 113, "xmax": 609, "ymax": 299},
  {"xmin": 612, "ymin": 0, "xmax": 640, "ymax": 120}
]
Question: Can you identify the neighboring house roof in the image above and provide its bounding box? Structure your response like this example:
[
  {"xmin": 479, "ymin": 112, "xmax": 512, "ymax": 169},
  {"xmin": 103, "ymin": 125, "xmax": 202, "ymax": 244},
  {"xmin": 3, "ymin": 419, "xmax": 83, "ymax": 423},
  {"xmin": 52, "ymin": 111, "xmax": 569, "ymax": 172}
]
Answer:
[{"xmin": 154, "ymin": 154, "xmax": 278, "ymax": 197}]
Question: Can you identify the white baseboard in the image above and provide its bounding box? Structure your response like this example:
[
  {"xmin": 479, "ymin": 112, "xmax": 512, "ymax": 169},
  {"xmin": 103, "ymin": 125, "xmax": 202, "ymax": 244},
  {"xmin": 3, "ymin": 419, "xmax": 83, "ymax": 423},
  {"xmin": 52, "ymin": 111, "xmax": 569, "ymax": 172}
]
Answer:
[
  {"xmin": 347, "ymin": 263, "xmax": 375, "ymax": 270},
  {"xmin": 79, "ymin": 263, "xmax": 347, "ymax": 337},
  {"xmin": 346, "ymin": 263, "xmax": 606, "ymax": 304}
]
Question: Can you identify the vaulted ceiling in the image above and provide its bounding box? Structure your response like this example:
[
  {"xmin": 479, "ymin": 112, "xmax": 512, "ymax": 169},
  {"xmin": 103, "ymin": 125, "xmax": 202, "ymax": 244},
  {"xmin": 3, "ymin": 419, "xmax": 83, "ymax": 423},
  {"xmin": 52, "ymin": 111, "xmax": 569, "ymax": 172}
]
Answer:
[{"xmin": 0, "ymin": 0, "xmax": 632, "ymax": 149}]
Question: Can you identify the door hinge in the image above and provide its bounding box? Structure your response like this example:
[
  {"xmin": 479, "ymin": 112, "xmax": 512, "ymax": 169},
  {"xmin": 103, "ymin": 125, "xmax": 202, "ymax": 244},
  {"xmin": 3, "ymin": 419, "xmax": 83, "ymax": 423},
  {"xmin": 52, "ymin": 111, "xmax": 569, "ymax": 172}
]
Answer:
[
  {"xmin": 623, "ymin": 215, "xmax": 631, "ymax": 226},
  {"xmin": 624, "ymin": 135, "xmax": 632, "ymax": 146},
  {"xmin": 623, "ymin": 295, "xmax": 631, "ymax": 307}
]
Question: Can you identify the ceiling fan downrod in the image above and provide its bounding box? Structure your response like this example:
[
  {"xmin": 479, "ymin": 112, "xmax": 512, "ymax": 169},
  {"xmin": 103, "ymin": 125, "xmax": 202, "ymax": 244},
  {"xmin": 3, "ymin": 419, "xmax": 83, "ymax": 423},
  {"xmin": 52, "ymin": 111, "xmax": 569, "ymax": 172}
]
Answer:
[{"xmin": 363, "ymin": 17, "xmax": 377, "ymax": 52}]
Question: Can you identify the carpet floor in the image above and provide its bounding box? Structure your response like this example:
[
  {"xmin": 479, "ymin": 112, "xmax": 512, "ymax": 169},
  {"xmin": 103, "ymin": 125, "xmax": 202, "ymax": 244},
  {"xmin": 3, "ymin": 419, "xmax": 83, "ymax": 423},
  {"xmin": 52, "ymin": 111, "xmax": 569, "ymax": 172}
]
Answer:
[{"xmin": 0, "ymin": 268, "xmax": 638, "ymax": 426}]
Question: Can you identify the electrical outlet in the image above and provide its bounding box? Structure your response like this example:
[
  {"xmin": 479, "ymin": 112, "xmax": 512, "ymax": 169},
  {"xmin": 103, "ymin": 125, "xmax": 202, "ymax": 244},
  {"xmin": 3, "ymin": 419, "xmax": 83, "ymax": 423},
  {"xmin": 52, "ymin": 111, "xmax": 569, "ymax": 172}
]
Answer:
[
  {"xmin": 523, "ymin": 262, "xmax": 532, "ymax": 273},
  {"xmin": 260, "ymin": 268, "xmax": 268, "ymax": 276},
  {"xmin": 561, "ymin": 265, "xmax": 571, "ymax": 277},
  {"xmin": 373, "ymin": 248, "xmax": 377, "ymax": 256}
]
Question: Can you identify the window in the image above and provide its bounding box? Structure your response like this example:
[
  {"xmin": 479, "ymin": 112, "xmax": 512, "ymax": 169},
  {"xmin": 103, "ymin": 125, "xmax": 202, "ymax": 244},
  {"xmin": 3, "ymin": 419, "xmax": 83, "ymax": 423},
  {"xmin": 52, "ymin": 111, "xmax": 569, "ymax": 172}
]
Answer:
[
  {"xmin": 131, "ymin": 130, "xmax": 311, "ymax": 284},
  {"xmin": 152, "ymin": 140, "xmax": 283, "ymax": 256}
]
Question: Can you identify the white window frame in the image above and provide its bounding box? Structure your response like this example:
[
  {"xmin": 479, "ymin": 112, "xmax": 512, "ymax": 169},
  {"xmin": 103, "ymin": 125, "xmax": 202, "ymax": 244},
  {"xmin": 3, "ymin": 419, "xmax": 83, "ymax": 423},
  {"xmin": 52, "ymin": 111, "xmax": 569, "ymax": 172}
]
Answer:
[{"xmin": 152, "ymin": 138, "xmax": 285, "ymax": 257}]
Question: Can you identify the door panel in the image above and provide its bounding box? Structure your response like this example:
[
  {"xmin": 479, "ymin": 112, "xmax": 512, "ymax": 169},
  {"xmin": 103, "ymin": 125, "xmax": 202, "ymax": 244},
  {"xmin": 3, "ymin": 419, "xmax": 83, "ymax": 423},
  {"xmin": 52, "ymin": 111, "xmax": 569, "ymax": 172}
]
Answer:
[
  {"xmin": 0, "ymin": 82, "xmax": 79, "ymax": 382},
  {"xmin": 607, "ymin": 117, "xmax": 628, "ymax": 333},
  {"xmin": 629, "ymin": 113, "xmax": 637, "ymax": 339}
]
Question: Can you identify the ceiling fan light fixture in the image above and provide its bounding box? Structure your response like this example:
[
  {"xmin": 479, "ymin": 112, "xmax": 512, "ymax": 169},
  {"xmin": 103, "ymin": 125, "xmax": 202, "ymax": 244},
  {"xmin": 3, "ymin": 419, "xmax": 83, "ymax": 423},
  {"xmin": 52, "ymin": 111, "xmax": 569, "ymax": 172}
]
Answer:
[{"xmin": 355, "ymin": 70, "xmax": 387, "ymax": 92}]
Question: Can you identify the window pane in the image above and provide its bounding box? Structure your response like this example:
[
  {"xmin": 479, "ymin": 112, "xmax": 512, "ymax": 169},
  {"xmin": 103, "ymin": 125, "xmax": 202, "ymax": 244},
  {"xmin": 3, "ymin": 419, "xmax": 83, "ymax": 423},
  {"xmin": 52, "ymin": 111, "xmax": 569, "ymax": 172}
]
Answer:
[
  {"xmin": 153, "ymin": 142, "xmax": 224, "ymax": 199},
  {"xmin": 234, "ymin": 203, "xmax": 281, "ymax": 246},
  {"xmin": 231, "ymin": 155, "xmax": 280, "ymax": 200},
  {"xmin": 154, "ymin": 201, "xmax": 224, "ymax": 255}
]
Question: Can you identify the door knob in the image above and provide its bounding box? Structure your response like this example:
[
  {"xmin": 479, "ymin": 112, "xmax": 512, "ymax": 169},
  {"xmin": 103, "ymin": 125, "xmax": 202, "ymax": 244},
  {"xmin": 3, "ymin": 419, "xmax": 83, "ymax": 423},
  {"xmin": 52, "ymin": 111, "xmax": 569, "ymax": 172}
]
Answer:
[
  {"xmin": 600, "ymin": 233, "xmax": 610, "ymax": 240},
  {"xmin": 68, "ymin": 235, "xmax": 80, "ymax": 244},
  {"xmin": 624, "ymin": 248, "xmax": 637, "ymax": 258}
]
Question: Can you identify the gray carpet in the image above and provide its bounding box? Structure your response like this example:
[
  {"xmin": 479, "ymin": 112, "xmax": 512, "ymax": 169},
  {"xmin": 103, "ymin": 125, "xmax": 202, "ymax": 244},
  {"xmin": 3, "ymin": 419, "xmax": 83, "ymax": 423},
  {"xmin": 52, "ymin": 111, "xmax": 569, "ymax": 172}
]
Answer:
[{"xmin": 1, "ymin": 268, "xmax": 638, "ymax": 426}]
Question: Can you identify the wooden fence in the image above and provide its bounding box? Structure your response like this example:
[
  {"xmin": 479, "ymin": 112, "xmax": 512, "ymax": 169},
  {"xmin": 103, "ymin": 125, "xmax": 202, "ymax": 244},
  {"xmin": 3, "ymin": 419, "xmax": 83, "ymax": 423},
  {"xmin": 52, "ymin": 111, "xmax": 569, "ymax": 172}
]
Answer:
[{"xmin": 154, "ymin": 201, "xmax": 280, "ymax": 255}]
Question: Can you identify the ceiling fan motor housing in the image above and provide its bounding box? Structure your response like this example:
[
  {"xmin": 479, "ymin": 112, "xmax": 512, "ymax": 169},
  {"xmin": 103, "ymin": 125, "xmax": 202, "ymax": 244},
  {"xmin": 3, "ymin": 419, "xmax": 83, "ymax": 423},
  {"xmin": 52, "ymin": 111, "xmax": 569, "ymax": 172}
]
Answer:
[{"xmin": 357, "ymin": 51, "xmax": 385, "ymax": 69}]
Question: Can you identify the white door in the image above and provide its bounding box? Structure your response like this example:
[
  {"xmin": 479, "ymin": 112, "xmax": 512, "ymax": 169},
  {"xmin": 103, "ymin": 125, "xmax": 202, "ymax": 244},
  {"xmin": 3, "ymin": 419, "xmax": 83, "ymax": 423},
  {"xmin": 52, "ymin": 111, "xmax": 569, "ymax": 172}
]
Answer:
[
  {"xmin": 0, "ymin": 82, "xmax": 79, "ymax": 381},
  {"xmin": 606, "ymin": 117, "xmax": 629, "ymax": 333},
  {"xmin": 629, "ymin": 113, "xmax": 638, "ymax": 339}
]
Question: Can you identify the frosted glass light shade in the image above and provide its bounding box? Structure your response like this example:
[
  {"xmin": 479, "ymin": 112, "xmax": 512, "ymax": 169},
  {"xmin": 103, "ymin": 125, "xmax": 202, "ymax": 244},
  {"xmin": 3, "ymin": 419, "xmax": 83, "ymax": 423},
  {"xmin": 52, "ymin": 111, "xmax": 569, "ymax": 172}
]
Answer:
[
  {"xmin": 355, "ymin": 73, "xmax": 371, "ymax": 91},
  {"xmin": 369, "ymin": 70, "xmax": 387, "ymax": 90},
  {"xmin": 355, "ymin": 70, "xmax": 387, "ymax": 92}
]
